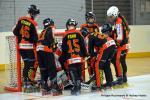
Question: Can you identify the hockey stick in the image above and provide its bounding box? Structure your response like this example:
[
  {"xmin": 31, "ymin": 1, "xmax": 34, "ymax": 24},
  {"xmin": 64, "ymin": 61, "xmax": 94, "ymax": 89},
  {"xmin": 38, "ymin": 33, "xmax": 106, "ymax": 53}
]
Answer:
[
  {"xmin": 82, "ymin": 56, "xmax": 91, "ymax": 72},
  {"xmin": 84, "ymin": 74, "xmax": 95, "ymax": 84}
]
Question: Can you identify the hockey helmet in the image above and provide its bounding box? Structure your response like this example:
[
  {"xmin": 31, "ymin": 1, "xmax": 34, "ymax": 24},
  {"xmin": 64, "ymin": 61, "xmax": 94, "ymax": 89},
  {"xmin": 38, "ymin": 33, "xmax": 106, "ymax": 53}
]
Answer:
[
  {"xmin": 107, "ymin": 6, "xmax": 119, "ymax": 18},
  {"xmin": 85, "ymin": 12, "xmax": 96, "ymax": 24},
  {"xmin": 43, "ymin": 18, "xmax": 54, "ymax": 28},
  {"xmin": 28, "ymin": 5, "xmax": 40, "ymax": 18},
  {"xmin": 101, "ymin": 23, "xmax": 112, "ymax": 34},
  {"xmin": 66, "ymin": 18, "xmax": 77, "ymax": 29}
]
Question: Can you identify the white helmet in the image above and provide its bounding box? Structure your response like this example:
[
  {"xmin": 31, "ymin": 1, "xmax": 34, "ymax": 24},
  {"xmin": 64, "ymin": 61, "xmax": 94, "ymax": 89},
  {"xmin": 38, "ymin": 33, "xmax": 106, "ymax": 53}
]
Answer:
[{"xmin": 107, "ymin": 6, "xmax": 119, "ymax": 18}]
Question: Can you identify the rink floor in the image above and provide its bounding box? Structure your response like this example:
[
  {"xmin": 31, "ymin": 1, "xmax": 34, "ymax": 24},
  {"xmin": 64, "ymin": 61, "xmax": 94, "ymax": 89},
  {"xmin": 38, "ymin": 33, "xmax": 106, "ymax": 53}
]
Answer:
[
  {"xmin": 0, "ymin": 74, "xmax": 150, "ymax": 100},
  {"xmin": 0, "ymin": 57, "xmax": 150, "ymax": 100}
]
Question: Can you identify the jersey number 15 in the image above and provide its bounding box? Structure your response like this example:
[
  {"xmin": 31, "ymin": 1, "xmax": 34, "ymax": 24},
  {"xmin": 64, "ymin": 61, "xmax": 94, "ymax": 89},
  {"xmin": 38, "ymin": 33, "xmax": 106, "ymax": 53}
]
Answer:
[{"xmin": 67, "ymin": 39, "xmax": 80, "ymax": 53}]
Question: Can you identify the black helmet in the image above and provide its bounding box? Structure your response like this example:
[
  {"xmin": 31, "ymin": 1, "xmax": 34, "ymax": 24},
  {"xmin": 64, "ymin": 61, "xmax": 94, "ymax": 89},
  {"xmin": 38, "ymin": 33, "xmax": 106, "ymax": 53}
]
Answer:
[
  {"xmin": 66, "ymin": 18, "xmax": 77, "ymax": 29},
  {"xmin": 85, "ymin": 12, "xmax": 96, "ymax": 22},
  {"xmin": 101, "ymin": 23, "xmax": 112, "ymax": 34},
  {"xmin": 43, "ymin": 18, "xmax": 54, "ymax": 28},
  {"xmin": 28, "ymin": 5, "xmax": 40, "ymax": 16}
]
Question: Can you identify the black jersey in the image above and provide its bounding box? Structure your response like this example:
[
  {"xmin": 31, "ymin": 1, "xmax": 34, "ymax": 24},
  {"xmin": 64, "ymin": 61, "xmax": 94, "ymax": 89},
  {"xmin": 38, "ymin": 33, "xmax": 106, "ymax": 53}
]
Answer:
[
  {"xmin": 13, "ymin": 16, "xmax": 38, "ymax": 44},
  {"xmin": 61, "ymin": 29, "xmax": 87, "ymax": 60},
  {"xmin": 38, "ymin": 26, "xmax": 55, "ymax": 48},
  {"xmin": 88, "ymin": 33, "xmax": 106, "ymax": 57},
  {"xmin": 88, "ymin": 33, "xmax": 115, "ymax": 57}
]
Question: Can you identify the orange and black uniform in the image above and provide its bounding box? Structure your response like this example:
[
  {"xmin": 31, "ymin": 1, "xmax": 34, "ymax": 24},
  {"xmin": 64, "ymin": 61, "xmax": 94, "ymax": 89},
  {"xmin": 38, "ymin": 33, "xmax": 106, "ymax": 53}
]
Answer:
[
  {"xmin": 80, "ymin": 23, "xmax": 99, "ymax": 37},
  {"xmin": 61, "ymin": 29, "xmax": 87, "ymax": 88},
  {"xmin": 36, "ymin": 26, "xmax": 57, "ymax": 82},
  {"xmin": 13, "ymin": 16, "xmax": 38, "ymax": 82},
  {"xmin": 80, "ymin": 23, "xmax": 99, "ymax": 79},
  {"xmin": 88, "ymin": 33, "xmax": 116, "ymax": 88},
  {"xmin": 110, "ymin": 15, "xmax": 130, "ymax": 82}
]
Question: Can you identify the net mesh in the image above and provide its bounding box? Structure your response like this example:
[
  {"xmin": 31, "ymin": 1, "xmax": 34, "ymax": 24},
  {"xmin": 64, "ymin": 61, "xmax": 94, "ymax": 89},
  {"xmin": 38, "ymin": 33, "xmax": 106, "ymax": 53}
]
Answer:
[{"xmin": 5, "ymin": 36, "xmax": 18, "ymax": 88}]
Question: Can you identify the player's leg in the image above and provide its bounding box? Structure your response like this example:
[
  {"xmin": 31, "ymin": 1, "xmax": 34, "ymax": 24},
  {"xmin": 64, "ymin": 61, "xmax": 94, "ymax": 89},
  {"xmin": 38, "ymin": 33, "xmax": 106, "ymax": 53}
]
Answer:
[
  {"xmin": 111, "ymin": 47, "xmax": 123, "ymax": 85},
  {"xmin": 93, "ymin": 52, "xmax": 104, "ymax": 90},
  {"xmin": 84, "ymin": 57, "xmax": 96, "ymax": 84},
  {"xmin": 76, "ymin": 63, "xmax": 82, "ymax": 92},
  {"xmin": 20, "ymin": 50, "xmax": 37, "ymax": 92},
  {"xmin": 47, "ymin": 53, "xmax": 62, "ymax": 96},
  {"xmin": 58, "ymin": 55, "xmax": 68, "ymax": 76},
  {"xmin": 69, "ymin": 63, "xmax": 82, "ymax": 95},
  {"xmin": 81, "ymin": 63, "xmax": 85, "ymax": 82},
  {"xmin": 120, "ymin": 50, "xmax": 128, "ymax": 83},
  {"xmin": 37, "ymin": 51, "xmax": 50, "ymax": 95},
  {"xmin": 20, "ymin": 50, "xmax": 28, "ymax": 83},
  {"xmin": 102, "ymin": 46, "xmax": 115, "ymax": 89}
]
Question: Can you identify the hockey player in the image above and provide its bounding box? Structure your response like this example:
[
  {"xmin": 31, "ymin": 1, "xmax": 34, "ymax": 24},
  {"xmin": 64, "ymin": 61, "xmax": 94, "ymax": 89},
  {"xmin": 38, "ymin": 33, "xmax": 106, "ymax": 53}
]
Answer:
[
  {"xmin": 36, "ymin": 18, "xmax": 62, "ymax": 96},
  {"xmin": 80, "ymin": 12, "xmax": 99, "ymax": 37},
  {"xmin": 13, "ymin": 5, "xmax": 40, "ymax": 92},
  {"xmin": 80, "ymin": 12, "xmax": 100, "ymax": 81},
  {"xmin": 61, "ymin": 18, "xmax": 87, "ymax": 95},
  {"xmin": 107, "ymin": 6, "xmax": 130, "ymax": 84},
  {"xmin": 88, "ymin": 23, "xmax": 116, "ymax": 90}
]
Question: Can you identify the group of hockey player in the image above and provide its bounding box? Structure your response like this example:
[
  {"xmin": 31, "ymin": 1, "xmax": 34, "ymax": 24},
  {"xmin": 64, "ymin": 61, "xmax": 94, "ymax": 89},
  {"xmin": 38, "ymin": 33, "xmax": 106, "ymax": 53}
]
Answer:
[{"xmin": 13, "ymin": 4, "xmax": 130, "ymax": 96}]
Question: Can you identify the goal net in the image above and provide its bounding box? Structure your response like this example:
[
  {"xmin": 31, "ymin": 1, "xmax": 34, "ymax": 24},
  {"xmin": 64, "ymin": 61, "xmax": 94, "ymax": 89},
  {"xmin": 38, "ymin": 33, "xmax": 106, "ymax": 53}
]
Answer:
[
  {"xmin": 4, "ymin": 32, "xmax": 64, "ymax": 92},
  {"xmin": 5, "ymin": 36, "xmax": 22, "ymax": 92}
]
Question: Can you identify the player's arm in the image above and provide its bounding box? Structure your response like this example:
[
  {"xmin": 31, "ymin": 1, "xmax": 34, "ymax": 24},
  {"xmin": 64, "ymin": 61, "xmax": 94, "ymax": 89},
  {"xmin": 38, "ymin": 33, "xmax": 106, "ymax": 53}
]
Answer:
[
  {"xmin": 78, "ymin": 34, "xmax": 88, "ymax": 57},
  {"xmin": 30, "ymin": 25, "xmax": 38, "ymax": 43},
  {"xmin": 13, "ymin": 20, "xmax": 22, "ymax": 43},
  {"xmin": 88, "ymin": 35, "xmax": 96, "ymax": 57},
  {"xmin": 13, "ymin": 20, "xmax": 22, "ymax": 37},
  {"xmin": 120, "ymin": 27, "xmax": 130, "ymax": 46},
  {"xmin": 61, "ymin": 36, "xmax": 68, "ymax": 54},
  {"xmin": 46, "ymin": 28, "xmax": 55, "ymax": 46}
]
